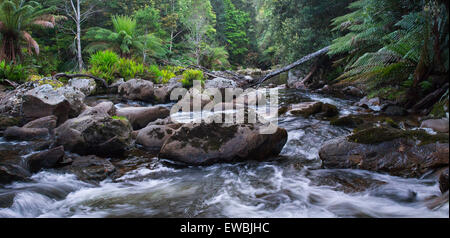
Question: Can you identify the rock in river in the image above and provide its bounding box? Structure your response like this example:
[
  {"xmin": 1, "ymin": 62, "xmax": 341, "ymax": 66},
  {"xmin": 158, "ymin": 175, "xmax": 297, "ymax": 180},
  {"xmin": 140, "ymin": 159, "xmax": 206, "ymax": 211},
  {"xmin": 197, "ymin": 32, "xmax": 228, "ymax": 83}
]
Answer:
[
  {"xmin": 118, "ymin": 78, "xmax": 155, "ymax": 102},
  {"xmin": 116, "ymin": 106, "xmax": 170, "ymax": 130},
  {"xmin": 55, "ymin": 102, "xmax": 133, "ymax": 157},
  {"xmin": 26, "ymin": 146, "xmax": 65, "ymax": 173},
  {"xmin": 159, "ymin": 113, "xmax": 288, "ymax": 165},
  {"xmin": 319, "ymin": 127, "xmax": 449, "ymax": 177}
]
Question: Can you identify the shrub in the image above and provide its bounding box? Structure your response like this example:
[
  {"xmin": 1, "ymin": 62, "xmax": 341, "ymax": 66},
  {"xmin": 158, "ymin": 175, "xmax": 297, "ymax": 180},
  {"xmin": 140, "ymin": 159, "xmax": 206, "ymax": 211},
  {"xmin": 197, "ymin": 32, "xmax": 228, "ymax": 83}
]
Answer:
[
  {"xmin": 117, "ymin": 58, "xmax": 144, "ymax": 80},
  {"xmin": 143, "ymin": 65, "xmax": 163, "ymax": 82},
  {"xmin": 0, "ymin": 61, "xmax": 30, "ymax": 83},
  {"xmin": 157, "ymin": 69, "xmax": 175, "ymax": 84},
  {"xmin": 88, "ymin": 50, "xmax": 119, "ymax": 83},
  {"xmin": 181, "ymin": 69, "xmax": 204, "ymax": 88}
]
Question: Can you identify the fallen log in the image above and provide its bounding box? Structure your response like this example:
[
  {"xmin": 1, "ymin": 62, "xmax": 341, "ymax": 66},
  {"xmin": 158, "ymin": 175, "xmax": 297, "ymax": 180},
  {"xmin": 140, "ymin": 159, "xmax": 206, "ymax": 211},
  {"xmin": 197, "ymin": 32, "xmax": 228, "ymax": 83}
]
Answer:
[
  {"xmin": 412, "ymin": 82, "xmax": 449, "ymax": 112},
  {"xmin": 52, "ymin": 73, "xmax": 109, "ymax": 88},
  {"xmin": 248, "ymin": 46, "xmax": 330, "ymax": 88}
]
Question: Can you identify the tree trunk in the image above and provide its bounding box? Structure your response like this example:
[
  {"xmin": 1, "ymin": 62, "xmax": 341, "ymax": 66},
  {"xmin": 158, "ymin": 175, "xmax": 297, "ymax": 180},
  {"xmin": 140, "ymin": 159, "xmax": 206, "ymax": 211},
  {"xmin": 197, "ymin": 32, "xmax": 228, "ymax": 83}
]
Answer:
[
  {"xmin": 76, "ymin": 0, "xmax": 83, "ymax": 71},
  {"xmin": 248, "ymin": 46, "xmax": 330, "ymax": 87}
]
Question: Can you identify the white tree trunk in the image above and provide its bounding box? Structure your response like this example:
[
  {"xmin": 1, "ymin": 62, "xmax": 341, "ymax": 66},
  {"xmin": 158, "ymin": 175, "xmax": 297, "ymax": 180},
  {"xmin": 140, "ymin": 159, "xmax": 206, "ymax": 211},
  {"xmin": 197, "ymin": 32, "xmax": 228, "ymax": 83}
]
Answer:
[{"xmin": 76, "ymin": 0, "xmax": 83, "ymax": 71}]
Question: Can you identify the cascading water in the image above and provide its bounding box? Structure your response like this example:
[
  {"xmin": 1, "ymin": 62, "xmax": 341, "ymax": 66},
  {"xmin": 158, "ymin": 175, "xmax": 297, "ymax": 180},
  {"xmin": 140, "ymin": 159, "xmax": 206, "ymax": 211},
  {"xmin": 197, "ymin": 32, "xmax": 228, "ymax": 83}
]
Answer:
[{"xmin": 0, "ymin": 89, "xmax": 448, "ymax": 218}]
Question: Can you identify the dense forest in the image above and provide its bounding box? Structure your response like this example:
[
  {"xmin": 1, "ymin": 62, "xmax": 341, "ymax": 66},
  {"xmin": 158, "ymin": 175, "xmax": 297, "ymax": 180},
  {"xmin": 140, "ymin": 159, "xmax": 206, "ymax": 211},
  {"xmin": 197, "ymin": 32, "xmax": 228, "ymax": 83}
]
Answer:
[
  {"xmin": 0, "ymin": 0, "xmax": 448, "ymax": 111},
  {"xmin": 0, "ymin": 0, "xmax": 449, "ymax": 219}
]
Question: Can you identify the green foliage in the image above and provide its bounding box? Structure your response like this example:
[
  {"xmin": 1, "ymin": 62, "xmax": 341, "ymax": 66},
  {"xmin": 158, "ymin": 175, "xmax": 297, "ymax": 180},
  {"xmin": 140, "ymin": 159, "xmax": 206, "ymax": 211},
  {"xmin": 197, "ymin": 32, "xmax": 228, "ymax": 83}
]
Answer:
[
  {"xmin": 85, "ymin": 15, "xmax": 165, "ymax": 59},
  {"xmin": 158, "ymin": 69, "xmax": 176, "ymax": 84},
  {"xmin": 117, "ymin": 58, "xmax": 144, "ymax": 80},
  {"xmin": 144, "ymin": 64, "xmax": 163, "ymax": 82},
  {"xmin": 88, "ymin": 50, "xmax": 119, "ymax": 83},
  {"xmin": 0, "ymin": 0, "xmax": 57, "ymax": 62},
  {"xmin": 0, "ymin": 61, "xmax": 30, "ymax": 83},
  {"xmin": 330, "ymin": 0, "xmax": 449, "ymax": 102},
  {"xmin": 181, "ymin": 69, "xmax": 204, "ymax": 87},
  {"xmin": 200, "ymin": 45, "xmax": 230, "ymax": 70}
]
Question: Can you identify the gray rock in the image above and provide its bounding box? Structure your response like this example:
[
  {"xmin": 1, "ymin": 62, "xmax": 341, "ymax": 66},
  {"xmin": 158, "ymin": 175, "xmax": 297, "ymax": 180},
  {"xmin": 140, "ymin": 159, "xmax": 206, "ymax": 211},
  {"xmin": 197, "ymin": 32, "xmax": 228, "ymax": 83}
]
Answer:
[
  {"xmin": 0, "ymin": 163, "xmax": 31, "ymax": 184},
  {"xmin": 23, "ymin": 115, "xmax": 57, "ymax": 131},
  {"xmin": 55, "ymin": 102, "xmax": 133, "ymax": 157},
  {"xmin": 319, "ymin": 133, "xmax": 449, "ymax": 178},
  {"xmin": 204, "ymin": 77, "xmax": 237, "ymax": 89},
  {"xmin": 62, "ymin": 155, "xmax": 116, "ymax": 182},
  {"xmin": 159, "ymin": 113, "xmax": 288, "ymax": 165},
  {"xmin": 421, "ymin": 119, "xmax": 449, "ymax": 133},
  {"xmin": 67, "ymin": 78, "xmax": 96, "ymax": 96},
  {"xmin": 26, "ymin": 146, "xmax": 65, "ymax": 173},
  {"xmin": 116, "ymin": 106, "xmax": 170, "ymax": 130},
  {"xmin": 118, "ymin": 78, "xmax": 155, "ymax": 102},
  {"xmin": 4, "ymin": 127, "xmax": 49, "ymax": 141},
  {"xmin": 136, "ymin": 125, "xmax": 175, "ymax": 151}
]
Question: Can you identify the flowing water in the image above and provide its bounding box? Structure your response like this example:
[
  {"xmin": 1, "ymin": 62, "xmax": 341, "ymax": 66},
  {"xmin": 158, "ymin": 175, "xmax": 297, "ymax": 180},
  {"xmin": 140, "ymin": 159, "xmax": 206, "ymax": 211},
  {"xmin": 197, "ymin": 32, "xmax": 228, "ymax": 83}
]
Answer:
[{"xmin": 0, "ymin": 89, "xmax": 448, "ymax": 218}]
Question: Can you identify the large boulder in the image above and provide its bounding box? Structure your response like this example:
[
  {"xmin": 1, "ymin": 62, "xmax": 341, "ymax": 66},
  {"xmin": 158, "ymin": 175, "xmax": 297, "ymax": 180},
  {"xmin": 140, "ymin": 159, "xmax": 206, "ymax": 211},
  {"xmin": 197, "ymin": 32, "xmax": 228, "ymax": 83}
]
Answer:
[
  {"xmin": 67, "ymin": 78, "xmax": 97, "ymax": 96},
  {"xmin": 319, "ymin": 127, "xmax": 449, "ymax": 177},
  {"xmin": 55, "ymin": 102, "xmax": 133, "ymax": 157},
  {"xmin": 421, "ymin": 119, "xmax": 449, "ymax": 133},
  {"xmin": 116, "ymin": 106, "xmax": 170, "ymax": 130},
  {"xmin": 118, "ymin": 78, "xmax": 155, "ymax": 102},
  {"xmin": 159, "ymin": 113, "xmax": 288, "ymax": 165},
  {"xmin": 26, "ymin": 146, "xmax": 65, "ymax": 173},
  {"xmin": 21, "ymin": 84, "xmax": 86, "ymax": 124},
  {"xmin": 4, "ymin": 127, "xmax": 49, "ymax": 141},
  {"xmin": 204, "ymin": 77, "xmax": 237, "ymax": 89},
  {"xmin": 136, "ymin": 125, "xmax": 175, "ymax": 151}
]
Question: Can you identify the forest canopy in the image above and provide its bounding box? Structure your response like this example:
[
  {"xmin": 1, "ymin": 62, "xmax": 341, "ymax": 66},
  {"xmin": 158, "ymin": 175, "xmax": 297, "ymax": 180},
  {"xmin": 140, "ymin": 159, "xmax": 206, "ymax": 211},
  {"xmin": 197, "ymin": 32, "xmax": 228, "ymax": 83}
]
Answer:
[{"xmin": 0, "ymin": 0, "xmax": 448, "ymax": 109}]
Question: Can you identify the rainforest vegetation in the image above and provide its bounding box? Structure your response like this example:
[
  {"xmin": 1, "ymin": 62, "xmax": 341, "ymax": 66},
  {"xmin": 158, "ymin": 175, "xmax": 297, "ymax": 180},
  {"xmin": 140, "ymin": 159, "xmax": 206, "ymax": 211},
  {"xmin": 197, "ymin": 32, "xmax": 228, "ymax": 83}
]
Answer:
[{"xmin": 0, "ymin": 0, "xmax": 449, "ymax": 111}]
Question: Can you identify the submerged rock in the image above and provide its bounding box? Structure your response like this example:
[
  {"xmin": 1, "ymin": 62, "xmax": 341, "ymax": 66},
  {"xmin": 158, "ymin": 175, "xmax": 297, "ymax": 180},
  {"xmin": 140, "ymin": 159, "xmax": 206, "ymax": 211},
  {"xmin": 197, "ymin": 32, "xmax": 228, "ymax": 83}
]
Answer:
[
  {"xmin": 159, "ymin": 113, "xmax": 288, "ymax": 165},
  {"xmin": 319, "ymin": 127, "xmax": 449, "ymax": 177},
  {"xmin": 116, "ymin": 106, "xmax": 170, "ymax": 130},
  {"xmin": 55, "ymin": 102, "xmax": 133, "ymax": 157}
]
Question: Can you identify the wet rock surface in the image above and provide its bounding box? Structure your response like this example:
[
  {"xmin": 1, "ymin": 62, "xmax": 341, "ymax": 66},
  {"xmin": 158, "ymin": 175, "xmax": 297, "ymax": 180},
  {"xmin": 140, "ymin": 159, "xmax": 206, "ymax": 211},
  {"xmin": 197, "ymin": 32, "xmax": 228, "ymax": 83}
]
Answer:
[
  {"xmin": 55, "ymin": 102, "xmax": 133, "ymax": 157},
  {"xmin": 116, "ymin": 106, "xmax": 170, "ymax": 130},
  {"xmin": 319, "ymin": 127, "xmax": 449, "ymax": 177},
  {"xmin": 159, "ymin": 113, "xmax": 288, "ymax": 165}
]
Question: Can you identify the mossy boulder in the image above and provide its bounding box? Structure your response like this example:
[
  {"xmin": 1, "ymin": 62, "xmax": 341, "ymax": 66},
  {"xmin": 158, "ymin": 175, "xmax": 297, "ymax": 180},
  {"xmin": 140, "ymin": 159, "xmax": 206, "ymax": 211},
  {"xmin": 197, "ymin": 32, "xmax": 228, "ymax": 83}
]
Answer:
[
  {"xmin": 159, "ymin": 113, "xmax": 288, "ymax": 165},
  {"xmin": 55, "ymin": 102, "xmax": 133, "ymax": 157},
  {"xmin": 348, "ymin": 127, "xmax": 448, "ymax": 145},
  {"xmin": 330, "ymin": 115, "xmax": 365, "ymax": 127},
  {"xmin": 319, "ymin": 127, "xmax": 449, "ymax": 178},
  {"xmin": 136, "ymin": 125, "xmax": 175, "ymax": 151}
]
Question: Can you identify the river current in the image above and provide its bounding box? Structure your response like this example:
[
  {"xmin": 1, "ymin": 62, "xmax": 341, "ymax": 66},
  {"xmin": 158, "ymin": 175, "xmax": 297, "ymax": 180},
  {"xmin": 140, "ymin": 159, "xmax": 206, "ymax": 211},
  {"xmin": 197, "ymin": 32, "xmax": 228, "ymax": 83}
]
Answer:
[{"xmin": 0, "ymin": 89, "xmax": 448, "ymax": 218}]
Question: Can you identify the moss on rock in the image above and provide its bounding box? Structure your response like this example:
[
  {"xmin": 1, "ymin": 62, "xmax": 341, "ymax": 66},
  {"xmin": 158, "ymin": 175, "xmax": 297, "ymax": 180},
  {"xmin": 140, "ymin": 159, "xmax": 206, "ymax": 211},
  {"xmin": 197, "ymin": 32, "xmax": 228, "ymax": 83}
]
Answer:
[{"xmin": 348, "ymin": 127, "xmax": 449, "ymax": 145}]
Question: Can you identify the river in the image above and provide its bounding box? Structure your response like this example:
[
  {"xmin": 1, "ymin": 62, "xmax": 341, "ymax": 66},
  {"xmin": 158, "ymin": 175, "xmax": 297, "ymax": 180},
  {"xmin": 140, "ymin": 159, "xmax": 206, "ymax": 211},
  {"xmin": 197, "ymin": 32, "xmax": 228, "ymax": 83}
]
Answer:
[{"xmin": 0, "ymin": 88, "xmax": 447, "ymax": 218}]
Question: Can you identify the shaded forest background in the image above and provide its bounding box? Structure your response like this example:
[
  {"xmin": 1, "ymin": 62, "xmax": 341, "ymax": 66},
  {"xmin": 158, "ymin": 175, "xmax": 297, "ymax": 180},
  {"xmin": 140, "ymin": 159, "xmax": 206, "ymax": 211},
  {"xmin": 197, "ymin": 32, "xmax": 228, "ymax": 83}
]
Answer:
[{"xmin": 0, "ymin": 0, "xmax": 449, "ymax": 111}]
